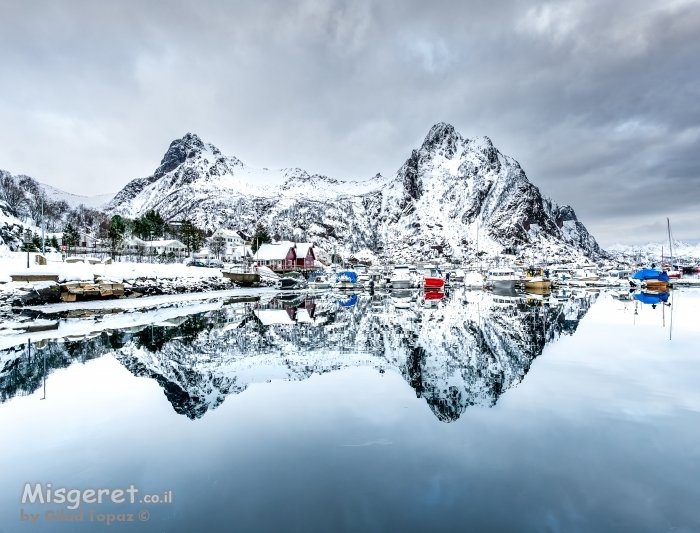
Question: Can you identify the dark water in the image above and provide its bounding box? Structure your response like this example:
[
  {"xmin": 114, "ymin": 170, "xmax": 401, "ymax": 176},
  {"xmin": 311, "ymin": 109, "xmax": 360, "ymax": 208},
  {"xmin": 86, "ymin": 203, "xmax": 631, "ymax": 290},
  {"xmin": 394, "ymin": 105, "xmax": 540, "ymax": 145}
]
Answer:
[{"xmin": 1, "ymin": 287, "xmax": 699, "ymax": 532}]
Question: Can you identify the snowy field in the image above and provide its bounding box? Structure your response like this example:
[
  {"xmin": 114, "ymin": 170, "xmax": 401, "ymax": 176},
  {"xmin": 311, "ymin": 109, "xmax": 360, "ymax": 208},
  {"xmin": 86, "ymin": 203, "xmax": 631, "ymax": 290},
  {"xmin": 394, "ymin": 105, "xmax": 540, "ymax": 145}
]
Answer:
[{"xmin": 0, "ymin": 252, "xmax": 222, "ymax": 283}]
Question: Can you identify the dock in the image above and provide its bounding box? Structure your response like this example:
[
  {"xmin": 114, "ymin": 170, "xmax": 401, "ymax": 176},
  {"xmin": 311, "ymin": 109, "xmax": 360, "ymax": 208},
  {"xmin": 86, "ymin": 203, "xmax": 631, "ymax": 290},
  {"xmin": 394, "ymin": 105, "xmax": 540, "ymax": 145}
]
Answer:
[{"xmin": 223, "ymin": 272, "xmax": 260, "ymax": 287}]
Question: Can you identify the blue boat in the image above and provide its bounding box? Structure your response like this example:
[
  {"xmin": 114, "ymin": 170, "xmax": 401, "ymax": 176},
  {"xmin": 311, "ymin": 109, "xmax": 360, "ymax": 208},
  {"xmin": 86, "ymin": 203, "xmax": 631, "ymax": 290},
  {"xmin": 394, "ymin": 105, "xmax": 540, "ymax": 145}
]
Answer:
[
  {"xmin": 337, "ymin": 294, "xmax": 358, "ymax": 308},
  {"xmin": 634, "ymin": 291, "xmax": 670, "ymax": 306},
  {"xmin": 631, "ymin": 269, "xmax": 670, "ymax": 282},
  {"xmin": 334, "ymin": 270, "xmax": 359, "ymax": 290},
  {"xmin": 630, "ymin": 269, "xmax": 669, "ymax": 288}
]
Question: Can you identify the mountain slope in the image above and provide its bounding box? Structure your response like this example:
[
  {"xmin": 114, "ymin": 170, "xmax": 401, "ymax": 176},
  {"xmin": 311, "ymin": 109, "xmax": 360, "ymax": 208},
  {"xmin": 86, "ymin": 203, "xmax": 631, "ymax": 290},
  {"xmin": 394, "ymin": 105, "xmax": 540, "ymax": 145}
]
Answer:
[{"xmin": 107, "ymin": 124, "xmax": 603, "ymax": 261}]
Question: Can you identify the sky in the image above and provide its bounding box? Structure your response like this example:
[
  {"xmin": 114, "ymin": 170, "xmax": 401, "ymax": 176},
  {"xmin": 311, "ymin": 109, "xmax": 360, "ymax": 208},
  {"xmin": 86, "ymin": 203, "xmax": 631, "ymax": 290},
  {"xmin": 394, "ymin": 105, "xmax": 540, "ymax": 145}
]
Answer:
[{"xmin": 0, "ymin": 0, "xmax": 698, "ymax": 247}]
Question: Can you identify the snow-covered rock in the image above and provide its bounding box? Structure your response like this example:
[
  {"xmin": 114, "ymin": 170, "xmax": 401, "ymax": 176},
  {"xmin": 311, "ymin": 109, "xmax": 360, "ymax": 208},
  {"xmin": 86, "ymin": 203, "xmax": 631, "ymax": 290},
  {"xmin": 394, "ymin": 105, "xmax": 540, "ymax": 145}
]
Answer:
[{"xmin": 107, "ymin": 124, "xmax": 603, "ymax": 263}]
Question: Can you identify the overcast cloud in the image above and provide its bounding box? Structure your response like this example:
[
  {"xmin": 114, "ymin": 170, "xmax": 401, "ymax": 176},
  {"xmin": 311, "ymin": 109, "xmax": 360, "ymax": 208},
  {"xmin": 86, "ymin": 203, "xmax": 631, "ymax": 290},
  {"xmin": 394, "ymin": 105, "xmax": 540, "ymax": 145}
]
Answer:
[{"xmin": 0, "ymin": 0, "xmax": 698, "ymax": 246}]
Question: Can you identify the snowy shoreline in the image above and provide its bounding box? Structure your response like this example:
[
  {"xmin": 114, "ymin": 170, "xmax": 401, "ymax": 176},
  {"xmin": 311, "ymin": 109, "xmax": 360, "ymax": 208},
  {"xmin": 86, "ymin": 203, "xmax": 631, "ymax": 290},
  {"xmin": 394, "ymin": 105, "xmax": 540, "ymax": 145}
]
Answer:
[{"xmin": 0, "ymin": 254, "xmax": 243, "ymax": 319}]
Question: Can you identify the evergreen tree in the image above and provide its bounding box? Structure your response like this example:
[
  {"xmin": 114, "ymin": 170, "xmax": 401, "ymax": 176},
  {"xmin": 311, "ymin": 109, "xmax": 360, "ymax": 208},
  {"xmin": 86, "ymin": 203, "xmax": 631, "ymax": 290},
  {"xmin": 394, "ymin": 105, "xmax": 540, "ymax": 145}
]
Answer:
[
  {"xmin": 251, "ymin": 223, "xmax": 272, "ymax": 253},
  {"xmin": 62, "ymin": 224, "xmax": 80, "ymax": 254},
  {"xmin": 179, "ymin": 220, "xmax": 206, "ymax": 256},
  {"xmin": 108, "ymin": 215, "xmax": 127, "ymax": 256}
]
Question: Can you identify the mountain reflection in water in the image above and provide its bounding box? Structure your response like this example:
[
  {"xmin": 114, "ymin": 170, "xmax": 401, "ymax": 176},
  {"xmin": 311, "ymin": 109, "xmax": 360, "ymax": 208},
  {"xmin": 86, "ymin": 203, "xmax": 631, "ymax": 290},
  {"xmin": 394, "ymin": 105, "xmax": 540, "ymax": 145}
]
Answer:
[{"xmin": 0, "ymin": 288, "xmax": 596, "ymax": 421}]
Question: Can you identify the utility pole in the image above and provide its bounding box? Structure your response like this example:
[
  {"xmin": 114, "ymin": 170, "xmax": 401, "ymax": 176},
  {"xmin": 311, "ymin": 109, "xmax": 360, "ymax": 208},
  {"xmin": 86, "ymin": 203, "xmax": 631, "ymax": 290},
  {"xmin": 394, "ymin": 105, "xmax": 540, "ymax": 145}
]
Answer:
[{"xmin": 41, "ymin": 198, "xmax": 45, "ymax": 255}]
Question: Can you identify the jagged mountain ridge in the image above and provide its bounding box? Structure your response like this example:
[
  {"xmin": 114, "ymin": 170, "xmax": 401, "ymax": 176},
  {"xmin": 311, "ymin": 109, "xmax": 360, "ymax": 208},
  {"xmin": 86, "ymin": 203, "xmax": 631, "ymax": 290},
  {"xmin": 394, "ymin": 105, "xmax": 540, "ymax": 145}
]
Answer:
[{"xmin": 106, "ymin": 124, "xmax": 603, "ymax": 261}]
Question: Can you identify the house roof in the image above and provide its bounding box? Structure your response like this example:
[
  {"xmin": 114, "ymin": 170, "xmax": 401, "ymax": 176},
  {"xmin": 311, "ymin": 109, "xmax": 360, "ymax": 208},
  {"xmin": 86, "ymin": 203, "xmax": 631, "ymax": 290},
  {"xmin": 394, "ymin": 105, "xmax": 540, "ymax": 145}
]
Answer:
[
  {"xmin": 254, "ymin": 309, "xmax": 295, "ymax": 325},
  {"xmin": 295, "ymin": 242, "xmax": 314, "ymax": 258},
  {"xmin": 255, "ymin": 242, "xmax": 295, "ymax": 261},
  {"xmin": 213, "ymin": 228, "xmax": 244, "ymax": 239},
  {"xmin": 147, "ymin": 239, "xmax": 186, "ymax": 247}
]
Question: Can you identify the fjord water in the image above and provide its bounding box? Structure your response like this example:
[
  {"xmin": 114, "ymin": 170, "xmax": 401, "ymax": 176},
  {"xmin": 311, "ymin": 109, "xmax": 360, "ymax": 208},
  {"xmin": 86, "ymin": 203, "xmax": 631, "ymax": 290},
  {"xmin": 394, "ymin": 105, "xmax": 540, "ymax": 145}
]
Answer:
[{"xmin": 1, "ymin": 288, "xmax": 699, "ymax": 532}]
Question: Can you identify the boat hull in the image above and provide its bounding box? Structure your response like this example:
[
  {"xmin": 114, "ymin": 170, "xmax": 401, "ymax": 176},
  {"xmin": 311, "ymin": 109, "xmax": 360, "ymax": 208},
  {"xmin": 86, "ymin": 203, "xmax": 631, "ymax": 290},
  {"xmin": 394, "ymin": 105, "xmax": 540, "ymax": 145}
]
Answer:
[
  {"xmin": 523, "ymin": 280, "xmax": 552, "ymax": 290},
  {"xmin": 490, "ymin": 279, "xmax": 518, "ymax": 290},
  {"xmin": 280, "ymin": 279, "xmax": 307, "ymax": 290},
  {"xmin": 424, "ymin": 290, "xmax": 444, "ymax": 300},
  {"xmin": 424, "ymin": 277, "xmax": 445, "ymax": 289},
  {"xmin": 335, "ymin": 282, "xmax": 358, "ymax": 290},
  {"xmin": 391, "ymin": 280, "xmax": 413, "ymax": 289},
  {"xmin": 644, "ymin": 280, "xmax": 669, "ymax": 291}
]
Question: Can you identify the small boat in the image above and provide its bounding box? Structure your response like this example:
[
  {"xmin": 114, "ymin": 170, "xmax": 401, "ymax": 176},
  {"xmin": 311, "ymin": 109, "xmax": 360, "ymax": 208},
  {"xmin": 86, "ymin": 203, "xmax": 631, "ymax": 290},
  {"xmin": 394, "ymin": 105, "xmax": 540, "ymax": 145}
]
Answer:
[
  {"xmin": 390, "ymin": 265, "xmax": 414, "ymax": 289},
  {"xmin": 486, "ymin": 268, "xmax": 519, "ymax": 290},
  {"xmin": 334, "ymin": 270, "xmax": 360, "ymax": 290},
  {"xmin": 367, "ymin": 269, "xmax": 388, "ymax": 289},
  {"xmin": 337, "ymin": 294, "xmax": 358, "ymax": 308},
  {"xmin": 523, "ymin": 277, "xmax": 552, "ymax": 290},
  {"xmin": 600, "ymin": 269, "xmax": 633, "ymax": 286},
  {"xmin": 663, "ymin": 265, "xmax": 682, "ymax": 279},
  {"xmin": 391, "ymin": 289, "xmax": 414, "ymax": 309},
  {"xmin": 279, "ymin": 272, "xmax": 308, "ymax": 290},
  {"xmin": 421, "ymin": 290, "xmax": 444, "ymax": 308},
  {"xmin": 571, "ymin": 268, "xmax": 600, "ymax": 282},
  {"xmin": 424, "ymin": 290, "xmax": 444, "ymax": 301},
  {"xmin": 633, "ymin": 290, "xmax": 670, "ymax": 306},
  {"xmin": 307, "ymin": 271, "xmax": 330, "ymax": 289},
  {"xmin": 423, "ymin": 267, "xmax": 445, "ymax": 289},
  {"xmin": 630, "ymin": 269, "xmax": 669, "ymax": 290},
  {"xmin": 549, "ymin": 266, "xmax": 573, "ymax": 282},
  {"xmin": 521, "ymin": 267, "xmax": 552, "ymax": 290},
  {"xmin": 452, "ymin": 269, "xmax": 466, "ymax": 282},
  {"xmin": 463, "ymin": 271, "xmax": 484, "ymax": 288}
]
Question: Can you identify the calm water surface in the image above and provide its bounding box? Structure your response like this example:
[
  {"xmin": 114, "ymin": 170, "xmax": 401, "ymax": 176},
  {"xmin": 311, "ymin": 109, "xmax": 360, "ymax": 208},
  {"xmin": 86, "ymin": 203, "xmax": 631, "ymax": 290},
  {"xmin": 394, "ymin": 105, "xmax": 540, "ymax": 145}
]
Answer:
[{"xmin": 1, "ymin": 287, "xmax": 699, "ymax": 532}]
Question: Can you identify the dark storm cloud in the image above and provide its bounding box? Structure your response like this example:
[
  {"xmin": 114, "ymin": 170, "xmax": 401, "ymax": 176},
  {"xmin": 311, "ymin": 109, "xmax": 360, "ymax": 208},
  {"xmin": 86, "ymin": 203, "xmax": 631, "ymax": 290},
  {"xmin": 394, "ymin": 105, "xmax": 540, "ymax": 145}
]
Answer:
[{"xmin": 0, "ymin": 0, "xmax": 698, "ymax": 245}]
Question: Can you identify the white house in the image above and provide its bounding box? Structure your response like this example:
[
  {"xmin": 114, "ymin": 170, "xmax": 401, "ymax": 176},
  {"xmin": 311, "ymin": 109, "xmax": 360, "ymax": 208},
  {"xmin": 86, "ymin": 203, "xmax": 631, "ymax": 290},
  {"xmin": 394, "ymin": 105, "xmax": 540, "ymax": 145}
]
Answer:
[
  {"xmin": 122, "ymin": 236, "xmax": 187, "ymax": 255},
  {"xmin": 210, "ymin": 229, "xmax": 249, "ymax": 260}
]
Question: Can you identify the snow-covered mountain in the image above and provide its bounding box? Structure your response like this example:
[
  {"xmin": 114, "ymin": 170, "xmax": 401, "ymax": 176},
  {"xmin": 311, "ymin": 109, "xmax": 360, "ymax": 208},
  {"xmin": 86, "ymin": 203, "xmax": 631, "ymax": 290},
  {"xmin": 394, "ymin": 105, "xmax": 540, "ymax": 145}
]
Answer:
[
  {"xmin": 607, "ymin": 241, "xmax": 700, "ymax": 262},
  {"xmin": 40, "ymin": 183, "xmax": 115, "ymax": 209},
  {"xmin": 0, "ymin": 288, "xmax": 597, "ymax": 422},
  {"xmin": 107, "ymin": 124, "xmax": 603, "ymax": 262}
]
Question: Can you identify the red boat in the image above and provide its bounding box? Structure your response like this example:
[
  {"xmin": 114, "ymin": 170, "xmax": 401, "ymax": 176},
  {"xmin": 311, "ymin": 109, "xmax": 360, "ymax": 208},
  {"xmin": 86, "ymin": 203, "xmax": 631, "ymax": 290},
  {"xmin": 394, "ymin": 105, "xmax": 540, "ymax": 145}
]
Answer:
[
  {"xmin": 423, "ymin": 267, "xmax": 445, "ymax": 289},
  {"xmin": 424, "ymin": 291, "xmax": 444, "ymax": 301}
]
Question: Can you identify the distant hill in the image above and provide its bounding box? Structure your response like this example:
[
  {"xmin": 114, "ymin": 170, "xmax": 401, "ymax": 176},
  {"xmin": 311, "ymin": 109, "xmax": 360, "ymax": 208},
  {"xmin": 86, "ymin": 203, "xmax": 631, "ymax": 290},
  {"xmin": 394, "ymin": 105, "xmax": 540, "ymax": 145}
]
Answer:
[{"xmin": 607, "ymin": 241, "xmax": 700, "ymax": 262}]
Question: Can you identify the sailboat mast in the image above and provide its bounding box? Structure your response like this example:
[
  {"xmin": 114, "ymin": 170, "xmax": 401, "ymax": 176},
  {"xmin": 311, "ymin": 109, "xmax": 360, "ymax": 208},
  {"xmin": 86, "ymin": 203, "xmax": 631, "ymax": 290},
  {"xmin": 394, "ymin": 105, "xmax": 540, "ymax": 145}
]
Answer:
[{"xmin": 667, "ymin": 217, "xmax": 673, "ymax": 266}]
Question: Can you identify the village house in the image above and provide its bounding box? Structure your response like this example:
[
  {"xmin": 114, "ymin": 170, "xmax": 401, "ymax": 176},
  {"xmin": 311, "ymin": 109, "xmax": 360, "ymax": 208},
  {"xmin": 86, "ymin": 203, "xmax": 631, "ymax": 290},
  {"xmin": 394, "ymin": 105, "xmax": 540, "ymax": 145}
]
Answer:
[
  {"xmin": 209, "ymin": 229, "xmax": 251, "ymax": 261},
  {"xmin": 122, "ymin": 236, "xmax": 187, "ymax": 255},
  {"xmin": 254, "ymin": 242, "xmax": 316, "ymax": 270}
]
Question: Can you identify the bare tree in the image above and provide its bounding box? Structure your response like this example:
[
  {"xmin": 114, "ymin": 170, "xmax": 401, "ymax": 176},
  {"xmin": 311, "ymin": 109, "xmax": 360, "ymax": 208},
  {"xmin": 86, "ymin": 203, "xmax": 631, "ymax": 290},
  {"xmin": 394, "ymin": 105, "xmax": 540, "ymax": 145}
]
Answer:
[
  {"xmin": 209, "ymin": 235, "xmax": 227, "ymax": 260},
  {"xmin": 0, "ymin": 175, "xmax": 28, "ymax": 219}
]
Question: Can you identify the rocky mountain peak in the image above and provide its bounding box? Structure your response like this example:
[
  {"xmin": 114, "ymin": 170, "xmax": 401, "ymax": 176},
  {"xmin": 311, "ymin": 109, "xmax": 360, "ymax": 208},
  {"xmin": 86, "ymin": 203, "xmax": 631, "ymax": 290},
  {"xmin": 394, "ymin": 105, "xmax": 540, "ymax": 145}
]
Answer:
[
  {"xmin": 420, "ymin": 122, "xmax": 461, "ymax": 159},
  {"xmin": 154, "ymin": 133, "xmax": 206, "ymax": 179}
]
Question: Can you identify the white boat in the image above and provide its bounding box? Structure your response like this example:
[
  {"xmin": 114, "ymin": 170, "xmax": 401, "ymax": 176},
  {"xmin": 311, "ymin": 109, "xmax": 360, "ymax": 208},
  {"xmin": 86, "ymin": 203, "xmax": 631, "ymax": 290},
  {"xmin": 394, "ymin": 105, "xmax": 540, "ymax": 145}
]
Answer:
[
  {"xmin": 452, "ymin": 269, "xmax": 466, "ymax": 282},
  {"xmin": 549, "ymin": 267, "xmax": 574, "ymax": 282},
  {"xmin": 571, "ymin": 268, "xmax": 600, "ymax": 282},
  {"xmin": 367, "ymin": 269, "xmax": 388, "ymax": 289},
  {"xmin": 599, "ymin": 269, "xmax": 633, "ymax": 286},
  {"xmin": 279, "ymin": 272, "xmax": 308, "ymax": 290},
  {"xmin": 486, "ymin": 268, "xmax": 519, "ymax": 290},
  {"xmin": 390, "ymin": 265, "xmax": 414, "ymax": 289},
  {"xmin": 307, "ymin": 271, "xmax": 331, "ymax": 289},
  {"xmin": 463, "ymin": 271, "xmax": 484, "ymax": 288}
]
